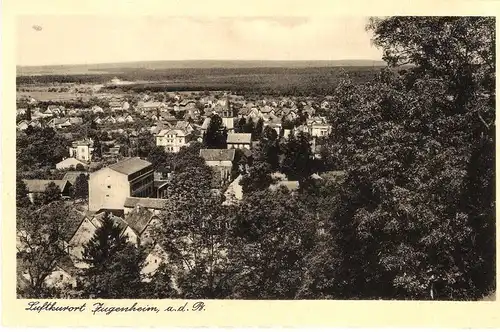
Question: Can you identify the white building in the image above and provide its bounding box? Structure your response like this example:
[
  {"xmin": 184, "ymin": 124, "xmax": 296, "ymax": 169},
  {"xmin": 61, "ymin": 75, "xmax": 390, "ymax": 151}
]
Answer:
[
  {"xmin": 156, "ymin": 129, "xmax": 188, "ymax": 153},
  {"xmin": 89, "ymin": 157, "xmax": 154, "ymax": 212},
  {"xmin": 69, "ymin": 139, "xmax": 94, "ymax": 163}
]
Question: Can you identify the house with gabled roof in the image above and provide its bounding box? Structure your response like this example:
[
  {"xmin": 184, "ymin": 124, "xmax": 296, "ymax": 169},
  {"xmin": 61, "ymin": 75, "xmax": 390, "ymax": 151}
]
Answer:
[
  {"xmin": 28, "ymin": 119, "xmax": 42, "ymax": 128},
  {"xmin": 92, "ymin": 105, "xmax": 104, "ymax": 114},
  {"xmin": 307, "ymin": 117, "xmax": 331, "ymax": 137},
  {"xmin": 89, "ymin": 157, "xmax": 154, "ymax": 212},
  {"xmin": 150, "ymin": 122, "xmax": 172, "ymax": 135},
  {"xmin": 110, "ymin": 101, "xmax": 130, "ymax": 112},
  {"xmin": 22, "ymin": 179, "xmax": 72, "ymax": 203},
  {"xmin": 66, "ymin": 212, "xmax": 128, "ymax": 268},
  {"xmin": 247, "ymin": 107, "xmax": 261, "ymax": 119},
  {"xmin": 47, "ymin": 105, "xmax": 62, "ymax": 114},
  {"xmin": 156, "ymin": 128, "xmax": 188, "ymax": 153},
  {"xmin": 104, "ymin": 116, "xmax": 117, "ymax": 124},
  {"xmin": 200, "ymin": 149, "xmax": 236, "ymax": 185},
  {"xmin": 260, "ymin": 105, "xmax": 275, "ymax": 116},
  {"xmin": 48, "ymin": 117, "xmax": 72, "ymax": 129},
  {"xmin": 31, "ymin": 109, "xmax": 46, "ymax": 119},
  {"xmin": 45, "ymin": 254, "xmax": 79, "ymax": 289},
  {"xmin": 264, "ymin": 116, "xmax": 282, "ymax": 136},
  {"xmin": 303, "ymin": 105, "xmax": 316, "ymax": 117},
  {"xmin": 122, "ymin": 205, "xmax": 161, "ymax": 247}
]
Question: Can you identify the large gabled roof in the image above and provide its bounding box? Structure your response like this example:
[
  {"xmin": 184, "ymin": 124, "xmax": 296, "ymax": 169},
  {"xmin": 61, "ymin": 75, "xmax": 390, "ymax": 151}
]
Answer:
[
  {"xmin": 125, "ymin": 206, "xmax": 155, "ymax": 235},
  {"xmin": 23, "ymin": 180, "xmax": 70, "ymax": 193}
]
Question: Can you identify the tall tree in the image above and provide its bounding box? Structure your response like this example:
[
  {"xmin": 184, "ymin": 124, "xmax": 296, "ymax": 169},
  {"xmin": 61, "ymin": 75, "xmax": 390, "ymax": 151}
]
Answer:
[
  {"xmin": 43, "ymin": 182, "xmax": 61, "ymax": 205},
  {"xmin": 16, "ymin": 127, "xmax": 69, "ymax": 170},
  {"xmin": 235, "ymin": 117, "xmax": 247, "ymax": 133},
  {"xmin": 253, "ymin": 118, "xmax": 264, "ymax": 140},
  {"xmin": 140, "ymin": 263, "xmax": 179, "ymax": 299},
  {"xmin": 313, "ymin": 17, "xmax": 495, "ymax": 300},
  {"xmin": 147, "ymin": 146, "xmax": 175, "ymax": 171},
  {"xmin": 226, "ymin": 188, "xmax": 318, "ymax": 299},
  {"xmin": 255, "ymin": 126, "xmax": 280, "ymax": 171},
  {"xmin": 16, "ymin": 178, "xmax": 29, "ymax": 206},
  {"xmin": 73, "ymin": 174, "xmax": 89, "ymax": 200},
  {"xmin": 26, "ymin": 106, "xmax": 32, "ymax": 121},
  {"xmin": 152, "ymin": 157, "xmax": 233, "ymax": 298},
  {"xmin": 16, "ymin": 202, "xmax": 73, "ymax": 298},
  {"xmin": 281, "ymin": 132, "xmax": 314, "ymax": 182},
  {"xmin": 136, "ymin": 131, "xmax": 156, "ymax": 158},
  {"xmin": 368, "ymin": 16, "xmax": 495, "ymax": 300},
  {"xmin": 80, "ymin": 213, "xmax": 144, "ymax": 299},
  {"xmin": 203, "ymin": 114, "xmax": 227, "ymax": 149},
  {"xmin": 240, "ymin": 162, "xmax": 274, "ymax": 195},
  {"xmin": 243, "ymin": 117, "xmax": 255, "ymax": 134}
]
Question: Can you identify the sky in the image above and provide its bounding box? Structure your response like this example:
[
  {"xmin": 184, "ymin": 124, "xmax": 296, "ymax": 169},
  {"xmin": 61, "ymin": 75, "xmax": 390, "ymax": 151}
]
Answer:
[{"xmin": 17, "ymin": 16, "xmax": 383, "ymax": 66}]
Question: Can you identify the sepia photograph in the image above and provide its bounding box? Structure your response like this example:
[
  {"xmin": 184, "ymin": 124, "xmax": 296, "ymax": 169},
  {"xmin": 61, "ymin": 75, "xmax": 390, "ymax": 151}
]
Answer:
[{"xmin": 14, "ymin": 15, "xmax": 495, "ymax": 302}]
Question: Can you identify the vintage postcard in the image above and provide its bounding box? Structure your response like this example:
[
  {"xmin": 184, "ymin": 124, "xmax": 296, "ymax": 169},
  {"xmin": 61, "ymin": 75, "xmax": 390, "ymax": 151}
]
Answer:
[{"xmin": 2, "ymin": 0, "xmax": 500, "ymax": 328}]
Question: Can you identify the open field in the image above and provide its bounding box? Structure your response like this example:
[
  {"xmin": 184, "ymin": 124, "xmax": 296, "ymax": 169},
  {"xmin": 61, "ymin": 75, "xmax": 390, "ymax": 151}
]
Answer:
[
  {"xmin": 17, "ymin": 61, "xmax": 386, "ymax": 96},
  {"xmin": 16, "ymin": 90, "xmax": 94, "ymax": 102}
]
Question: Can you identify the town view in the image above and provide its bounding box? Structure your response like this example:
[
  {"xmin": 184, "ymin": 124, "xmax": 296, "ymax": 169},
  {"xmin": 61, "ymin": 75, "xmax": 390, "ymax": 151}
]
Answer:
[{"xmin": 15, "ymin": 16, "xmax": 495, "ymax": 300}]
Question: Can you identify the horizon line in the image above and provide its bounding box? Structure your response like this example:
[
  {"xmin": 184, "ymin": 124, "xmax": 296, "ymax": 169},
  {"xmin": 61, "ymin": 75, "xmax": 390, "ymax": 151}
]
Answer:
[{"xmin": 17, "ymin": 58, "xmax": 386, "ymax": 68}]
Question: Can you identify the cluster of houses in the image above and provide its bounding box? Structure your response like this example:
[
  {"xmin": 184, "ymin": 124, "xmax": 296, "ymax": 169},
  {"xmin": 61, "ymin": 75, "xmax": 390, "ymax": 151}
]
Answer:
[
  {"xmin": 18, "ymin": 153, "xmax": 235, "ymax": 292},
  {"xmin": 93, "ymin": 114, "xmax": 135, "ymax": 125},
  {"xmin": 18, "ymin": 148, "xmax": 345, "ymax": 293},
  {"xmin": 17, "ymin": 90, "xmax": 338, "ymax": 295},
  {"xmin": 17, "ymin": 92, "xmax": 333, "ymax": 138}
]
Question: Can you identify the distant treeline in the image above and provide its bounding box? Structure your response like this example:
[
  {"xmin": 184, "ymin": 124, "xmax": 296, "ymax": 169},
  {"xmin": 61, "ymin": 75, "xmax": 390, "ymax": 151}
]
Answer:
[{"xmin": 17, "ymin": 66, "xmax": 383, "ymax": 96}]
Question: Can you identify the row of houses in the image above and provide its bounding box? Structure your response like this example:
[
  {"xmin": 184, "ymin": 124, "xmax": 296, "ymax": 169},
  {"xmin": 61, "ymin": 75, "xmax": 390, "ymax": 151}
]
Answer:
[
  {"xmin": 94, "ymin": 114, "xmax": 135, "ymax": 124},
  {"xmin": 17, "ymin": 117, "xmax": 84, "ymax": 131}
]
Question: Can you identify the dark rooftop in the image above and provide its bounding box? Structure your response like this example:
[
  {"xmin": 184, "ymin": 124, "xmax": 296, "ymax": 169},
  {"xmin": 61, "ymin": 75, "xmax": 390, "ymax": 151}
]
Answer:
[
  {"xmin": 125, "ymin": 206, "xmax": 155, "ymax": 235},
  {"xmin": 109, "ymin": 157, "xmax": 152, "ymax": 175},
  {"xmin": 199, "ymin": 149, "xmax": 236, "ymax": 162},
  {"xmin": 124, "ymin": 197, "xmax": 168, "ymax": 210}
]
